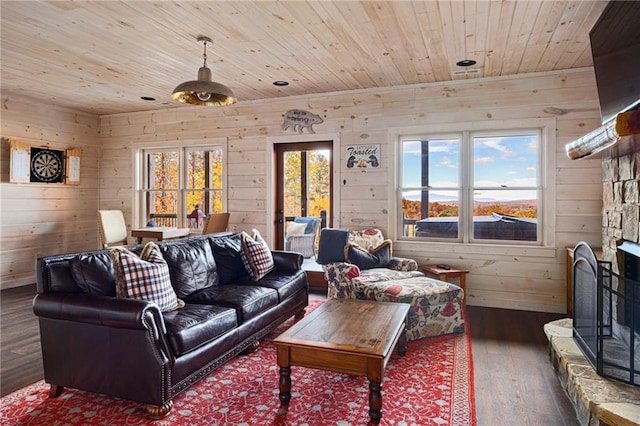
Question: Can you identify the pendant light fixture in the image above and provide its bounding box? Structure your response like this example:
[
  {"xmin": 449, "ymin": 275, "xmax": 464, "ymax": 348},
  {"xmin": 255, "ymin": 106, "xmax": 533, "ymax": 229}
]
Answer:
[{"xmin": 171, "ymin": 36, "xmax": 236, "ymax": 106}]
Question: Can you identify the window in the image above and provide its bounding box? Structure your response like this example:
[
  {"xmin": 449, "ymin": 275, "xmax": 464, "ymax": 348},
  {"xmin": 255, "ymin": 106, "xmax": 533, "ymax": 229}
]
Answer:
[
  {"xmin": 140, "ymin": 146, "xmax": 225, "ymax": 230},
  {"xmin": 399, "ymin": 129, "xmax": 541, "ymax": 244}
]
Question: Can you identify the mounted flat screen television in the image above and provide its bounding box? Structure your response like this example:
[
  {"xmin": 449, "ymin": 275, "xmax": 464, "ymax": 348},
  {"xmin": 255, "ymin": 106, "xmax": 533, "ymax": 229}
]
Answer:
[{"xmin": 589, "ymin": 1, "xmax": 640, "ymax": 125}]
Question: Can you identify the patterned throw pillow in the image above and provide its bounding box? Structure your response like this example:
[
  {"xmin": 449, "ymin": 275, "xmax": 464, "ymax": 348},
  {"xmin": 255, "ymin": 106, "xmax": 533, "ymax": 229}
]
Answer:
[
  {"xmin": 240, "ymin": 229, "xmax": 275, "ymax": 281},
  {"xmin": 344, "ymin": 239, "xmax": 392, "ymax": 270},
  {"xmin": 110, "ymin": 242, "xmax": 183, "ymax": 312}
]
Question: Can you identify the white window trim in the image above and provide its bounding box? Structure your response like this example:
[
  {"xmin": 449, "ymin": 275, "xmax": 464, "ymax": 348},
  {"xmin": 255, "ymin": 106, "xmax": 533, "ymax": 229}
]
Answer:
[
  {"xmin": 132, "ymin": 138, "xmax": 227, "ymax": 228},
  {"xmin": 388, "ymin": 118, "xmax": 556, "ymax": 251}
]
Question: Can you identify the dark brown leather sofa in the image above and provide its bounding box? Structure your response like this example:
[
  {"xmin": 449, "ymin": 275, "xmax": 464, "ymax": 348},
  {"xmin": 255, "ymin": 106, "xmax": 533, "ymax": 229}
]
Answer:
[{"xmin": 33, "ymin": 233, "xmax": 308, "ymax": 419}]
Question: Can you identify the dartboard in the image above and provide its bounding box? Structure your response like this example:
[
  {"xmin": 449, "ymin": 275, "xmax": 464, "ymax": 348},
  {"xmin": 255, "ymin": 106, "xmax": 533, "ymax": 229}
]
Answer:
[{"xmin": 30, "ymin": 148, "xmax": 64, "ymax": 183}]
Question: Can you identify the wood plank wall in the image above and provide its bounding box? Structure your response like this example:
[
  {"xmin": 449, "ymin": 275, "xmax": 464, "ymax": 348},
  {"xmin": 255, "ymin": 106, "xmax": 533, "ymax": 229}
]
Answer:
[
  {"xmin": 0, "ymin": 95, "xmax": 100, "ymax": 289},
  {"xmin": 99, "ymin": 68, "xmax": 603, "ymax": 313},
  {"xmin": 1, "ymin": 68, "xmax": 604, "ymax": 312}
]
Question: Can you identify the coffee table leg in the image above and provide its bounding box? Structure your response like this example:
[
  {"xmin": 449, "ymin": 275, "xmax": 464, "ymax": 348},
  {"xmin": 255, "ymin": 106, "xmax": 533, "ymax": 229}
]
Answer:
[
  {"xmin": 397, "ymin": 321, "xmax": 408, "ymax": 356},
  {"xmin": 278, "ymin": 366, "xmax": 291, "ymax": 406},
  {"xmin": 368, "ymin": 380, "xmax": 382, "ymax": 424}
]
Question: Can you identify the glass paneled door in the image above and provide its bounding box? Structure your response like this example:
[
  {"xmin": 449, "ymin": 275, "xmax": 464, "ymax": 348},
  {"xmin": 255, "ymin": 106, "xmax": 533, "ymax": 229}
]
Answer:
[{"xmin": 274, "ymin": 141, "xmax": 332, "ymax": 253}]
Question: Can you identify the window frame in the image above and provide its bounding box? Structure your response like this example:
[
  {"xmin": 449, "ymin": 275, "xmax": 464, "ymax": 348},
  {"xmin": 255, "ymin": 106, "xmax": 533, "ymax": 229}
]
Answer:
[
  {"xmin": 134, "ymin": 140, "xmax": 227, "ymax": 230},
  {"xmin": 390, "ymin": 119, "xmax": 555, "ymax": 248}
]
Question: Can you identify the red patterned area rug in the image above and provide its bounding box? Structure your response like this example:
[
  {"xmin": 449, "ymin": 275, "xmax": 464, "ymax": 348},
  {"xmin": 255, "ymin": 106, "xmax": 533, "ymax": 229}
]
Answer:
[{"xmin": 0, "ymin": 297, "xmax": 476, "ymax": 425}]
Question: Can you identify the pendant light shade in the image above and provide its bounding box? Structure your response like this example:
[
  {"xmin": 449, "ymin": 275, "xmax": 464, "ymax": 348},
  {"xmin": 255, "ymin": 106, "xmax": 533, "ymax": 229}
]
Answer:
[{"xmin": 171, "ymin": 36, "xmax": 236, "ymax": 106}]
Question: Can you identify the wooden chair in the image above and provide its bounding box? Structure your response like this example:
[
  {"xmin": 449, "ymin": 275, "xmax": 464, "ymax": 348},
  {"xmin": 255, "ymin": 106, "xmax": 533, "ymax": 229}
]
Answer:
[
  {"xmin": 97, "ymin": 210, "xmax": 128, "ymax": 249},
  {"xmin": 202, "ymin": 212, "xmax": 230, "ymax": 234}
]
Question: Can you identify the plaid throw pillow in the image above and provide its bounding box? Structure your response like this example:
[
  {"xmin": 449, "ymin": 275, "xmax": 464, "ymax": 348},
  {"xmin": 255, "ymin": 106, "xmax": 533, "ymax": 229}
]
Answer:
[
  {"xmin": 240, "ymin": 229, "xmax": 274, "ymax": 281},
  {"xmin": 110, "ymin": 242, "xmax": 183, "ymax": 312}
]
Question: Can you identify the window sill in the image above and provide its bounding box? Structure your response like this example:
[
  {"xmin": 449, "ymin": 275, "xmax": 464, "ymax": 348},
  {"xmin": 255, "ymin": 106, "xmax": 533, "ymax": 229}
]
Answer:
[{"xmin": 394, "ymin": 239, "xmax": 557, "ymax": 258}]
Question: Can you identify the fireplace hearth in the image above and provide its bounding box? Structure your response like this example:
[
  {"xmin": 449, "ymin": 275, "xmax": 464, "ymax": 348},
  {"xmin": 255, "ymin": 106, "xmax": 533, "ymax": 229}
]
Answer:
[{"xmin": 573, "ymin": 241, "xmax": 640, "ymax": 387}]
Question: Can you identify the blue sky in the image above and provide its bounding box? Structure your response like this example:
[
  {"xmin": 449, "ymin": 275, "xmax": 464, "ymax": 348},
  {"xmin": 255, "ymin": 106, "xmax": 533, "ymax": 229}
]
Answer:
[{"xmin": 402, "ymin": 134, "xmax": 538, "ymax": 201}]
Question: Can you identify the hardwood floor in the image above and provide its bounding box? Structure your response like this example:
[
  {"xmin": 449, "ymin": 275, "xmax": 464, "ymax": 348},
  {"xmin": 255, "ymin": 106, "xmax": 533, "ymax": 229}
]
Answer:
[
  {"xmin": 1, "ymin": 284, "xmax": 42, "ymax": 397},
  {"xmin": 467, "ymin": 305, "xmax": 579, "ymax": 426},
  {"xmin": 1, "ymin": 285, "xmax": 578, "ymax": 424}
]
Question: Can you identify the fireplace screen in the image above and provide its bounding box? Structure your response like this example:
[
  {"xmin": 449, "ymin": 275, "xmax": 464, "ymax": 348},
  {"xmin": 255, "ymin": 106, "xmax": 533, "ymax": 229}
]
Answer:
[{"xmin": 572, "ymin": 241, "xmax": 640, "ymax": 386}]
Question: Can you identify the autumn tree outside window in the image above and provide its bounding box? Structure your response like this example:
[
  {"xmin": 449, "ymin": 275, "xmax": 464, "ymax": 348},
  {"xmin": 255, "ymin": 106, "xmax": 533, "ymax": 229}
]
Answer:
[
  {"xmin": 141, "ymin": 146, "xmax": 225, "ymax": 229},
  {"xmin": 283, "ymin": 150, "xmax": 330, "ymax": 218}
]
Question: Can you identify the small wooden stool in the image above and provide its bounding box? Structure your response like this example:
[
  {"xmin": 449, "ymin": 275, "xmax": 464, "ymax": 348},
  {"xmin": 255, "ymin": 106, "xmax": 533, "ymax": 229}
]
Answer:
[{"xmin": 419, "ymin": 264, "xmax": 469, "ymax": 308}]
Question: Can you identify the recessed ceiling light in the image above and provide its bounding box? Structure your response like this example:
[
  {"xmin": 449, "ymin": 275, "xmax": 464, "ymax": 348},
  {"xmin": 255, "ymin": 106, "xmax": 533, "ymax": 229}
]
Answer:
[
  {"xmin": 456, "ymin": 59, "xmax": 477, "ymax": 67},
  {"xmin": 273, "ymin": 81, "xmax": 289, "ymax": 86},
  {"xmin": 141, "ymin": 96, "xmax": 156, "ymax": 101}
]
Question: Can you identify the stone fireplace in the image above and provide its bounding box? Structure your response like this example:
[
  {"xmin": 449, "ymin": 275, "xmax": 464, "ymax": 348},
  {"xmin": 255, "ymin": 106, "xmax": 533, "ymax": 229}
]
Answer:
[
  {"xmin": 600, "ymin": 139, "xmax": 640, "ymax": 384},
  {"xmin": 546, "ymin": 137, "xmax": 640, "ymax": 425}
]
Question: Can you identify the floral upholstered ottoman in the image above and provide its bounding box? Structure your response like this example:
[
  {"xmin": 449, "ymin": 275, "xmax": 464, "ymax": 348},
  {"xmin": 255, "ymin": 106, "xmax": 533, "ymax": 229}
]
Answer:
[{"xmin": 354, "ymin": 276, "xmax": 465, "ymax": 341}]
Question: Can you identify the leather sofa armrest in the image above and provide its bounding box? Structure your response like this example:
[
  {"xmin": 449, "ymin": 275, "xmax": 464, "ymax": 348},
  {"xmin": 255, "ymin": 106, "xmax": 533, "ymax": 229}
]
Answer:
[
  {"xmin": 33, "ymin": 293, "xmax": 166, "ymax": 339},
  {"xmin": 387, "ymin": 257, "xmax": 419, "ymax": 272},
  {"xmin": 271, "ymin": 250, "xmax": 303, "ymax": 271}
]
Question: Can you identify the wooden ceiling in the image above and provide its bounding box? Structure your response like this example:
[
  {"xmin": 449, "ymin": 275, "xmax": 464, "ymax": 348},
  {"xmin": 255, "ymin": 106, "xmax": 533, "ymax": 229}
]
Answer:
[{"xmin": 0, "ymin": 1, "xmax": 608, "ymax": 115}]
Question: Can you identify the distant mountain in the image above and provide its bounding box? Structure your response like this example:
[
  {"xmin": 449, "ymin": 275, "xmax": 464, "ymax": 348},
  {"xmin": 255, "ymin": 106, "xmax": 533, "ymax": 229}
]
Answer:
[
  {"xmin": 405, "ymin": 192, "xmax": 495, "ymax": 202},
  {"xmin": 404, "ymin": 192, "xmax": 535, "ymax": 204},
  {"xmin": 404, "ymin": 192, "xmax": 458, "ymax": 202}
]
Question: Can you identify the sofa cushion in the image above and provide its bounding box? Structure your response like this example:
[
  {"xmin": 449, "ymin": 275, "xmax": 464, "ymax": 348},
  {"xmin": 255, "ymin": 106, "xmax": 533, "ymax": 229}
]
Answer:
[
  {"xmin": 344, "ymin": 240, "xmax": 392, "ymax": 270},
  {"xmin": 210, "ymin": 233, "xmax": 250, "ymax": 284},
  {"xmin": 233, "ymin": 269, "xmax": 307, "ymax": 302},
  {"xmin": 356, "ymin": 267, "xmax": 424, "ymax": 284},
  {"xmin": 358, "ymin": 276, "xmax": 463, "ymax": 305},
  {"xmin": 110, "ymin": 242, "xmax": 183, "ymax": 312},
  {"xmin": 162, "ymin": 304, "xmax": 238, "ymax": 356},
  {"xmin": 160, "ymin": 237, "xmax": 218, "ymax": 298},
  {"xmin": 70, "ymin": 252, "xmax": 117, "ymax": 296},
  {"xmin": 183, "ymin": 284, "xmax": 278, "ymax": 323},
  {"xmin": 240, "ymin": 229, "xmax": 274, "ymax": 281}
]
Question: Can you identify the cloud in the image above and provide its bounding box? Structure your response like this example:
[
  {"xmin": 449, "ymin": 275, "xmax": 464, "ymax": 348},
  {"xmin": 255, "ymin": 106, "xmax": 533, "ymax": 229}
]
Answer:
[
  {"xmin": 475, "ymin": 156, "xmax": 494, "ymax": 164},
  {"xmin": 430, "ymin": 145, "xmax": 451, "ymax": 153},
  {"xmin": 479, "ymin": 138, "xmax": 516, "ymax": 157},
  {"xmin": 402, "ymin": 139, "xmax": 457, "ymax": 156},
  {"xmin": 439, "ymin": 157, "xmax": 457, "ymax": 169}
]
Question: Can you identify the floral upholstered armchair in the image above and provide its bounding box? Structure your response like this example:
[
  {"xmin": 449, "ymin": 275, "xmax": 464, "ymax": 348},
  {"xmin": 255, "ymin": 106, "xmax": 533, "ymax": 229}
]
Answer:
[
  {"xmin": 317, "ymin": 228, "xmax": 465, "ymax": 341},
  {"xmin": 317, "ymin": 228, "xmax": 423, "ymax": 299}
]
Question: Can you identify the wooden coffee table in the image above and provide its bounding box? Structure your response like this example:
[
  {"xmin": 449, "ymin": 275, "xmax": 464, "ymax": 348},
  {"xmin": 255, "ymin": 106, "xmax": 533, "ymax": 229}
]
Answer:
[{"xmin": 272, "ymin": 298, "xmax": 410, "ymax": 424}]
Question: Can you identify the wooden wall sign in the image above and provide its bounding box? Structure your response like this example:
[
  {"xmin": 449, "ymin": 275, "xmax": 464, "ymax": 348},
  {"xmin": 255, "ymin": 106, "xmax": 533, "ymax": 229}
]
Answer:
[
  {"xmin": 345, "ymin": 144, "xmax": 380, "ymax": 168},
  {"xmin": 281, "ymin": 109, "xmax": 324, "ymax": 134}
]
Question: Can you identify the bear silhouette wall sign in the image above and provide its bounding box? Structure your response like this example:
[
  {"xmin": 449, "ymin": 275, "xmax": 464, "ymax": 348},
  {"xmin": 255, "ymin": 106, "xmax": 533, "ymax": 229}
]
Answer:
[
  {"xmin": 281, "ymin": 109, "xmax": 323, "ymax": 134},
  {"xmin": 345, "ymin": 144, "xmax": 380, "ymax": 168}
]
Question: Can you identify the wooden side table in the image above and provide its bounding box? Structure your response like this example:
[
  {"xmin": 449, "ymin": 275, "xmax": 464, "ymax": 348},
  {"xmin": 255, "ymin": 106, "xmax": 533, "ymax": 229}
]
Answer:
[{"xmin": 419, "ymin": 264, "xmax": 469, "ymax": 308}]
